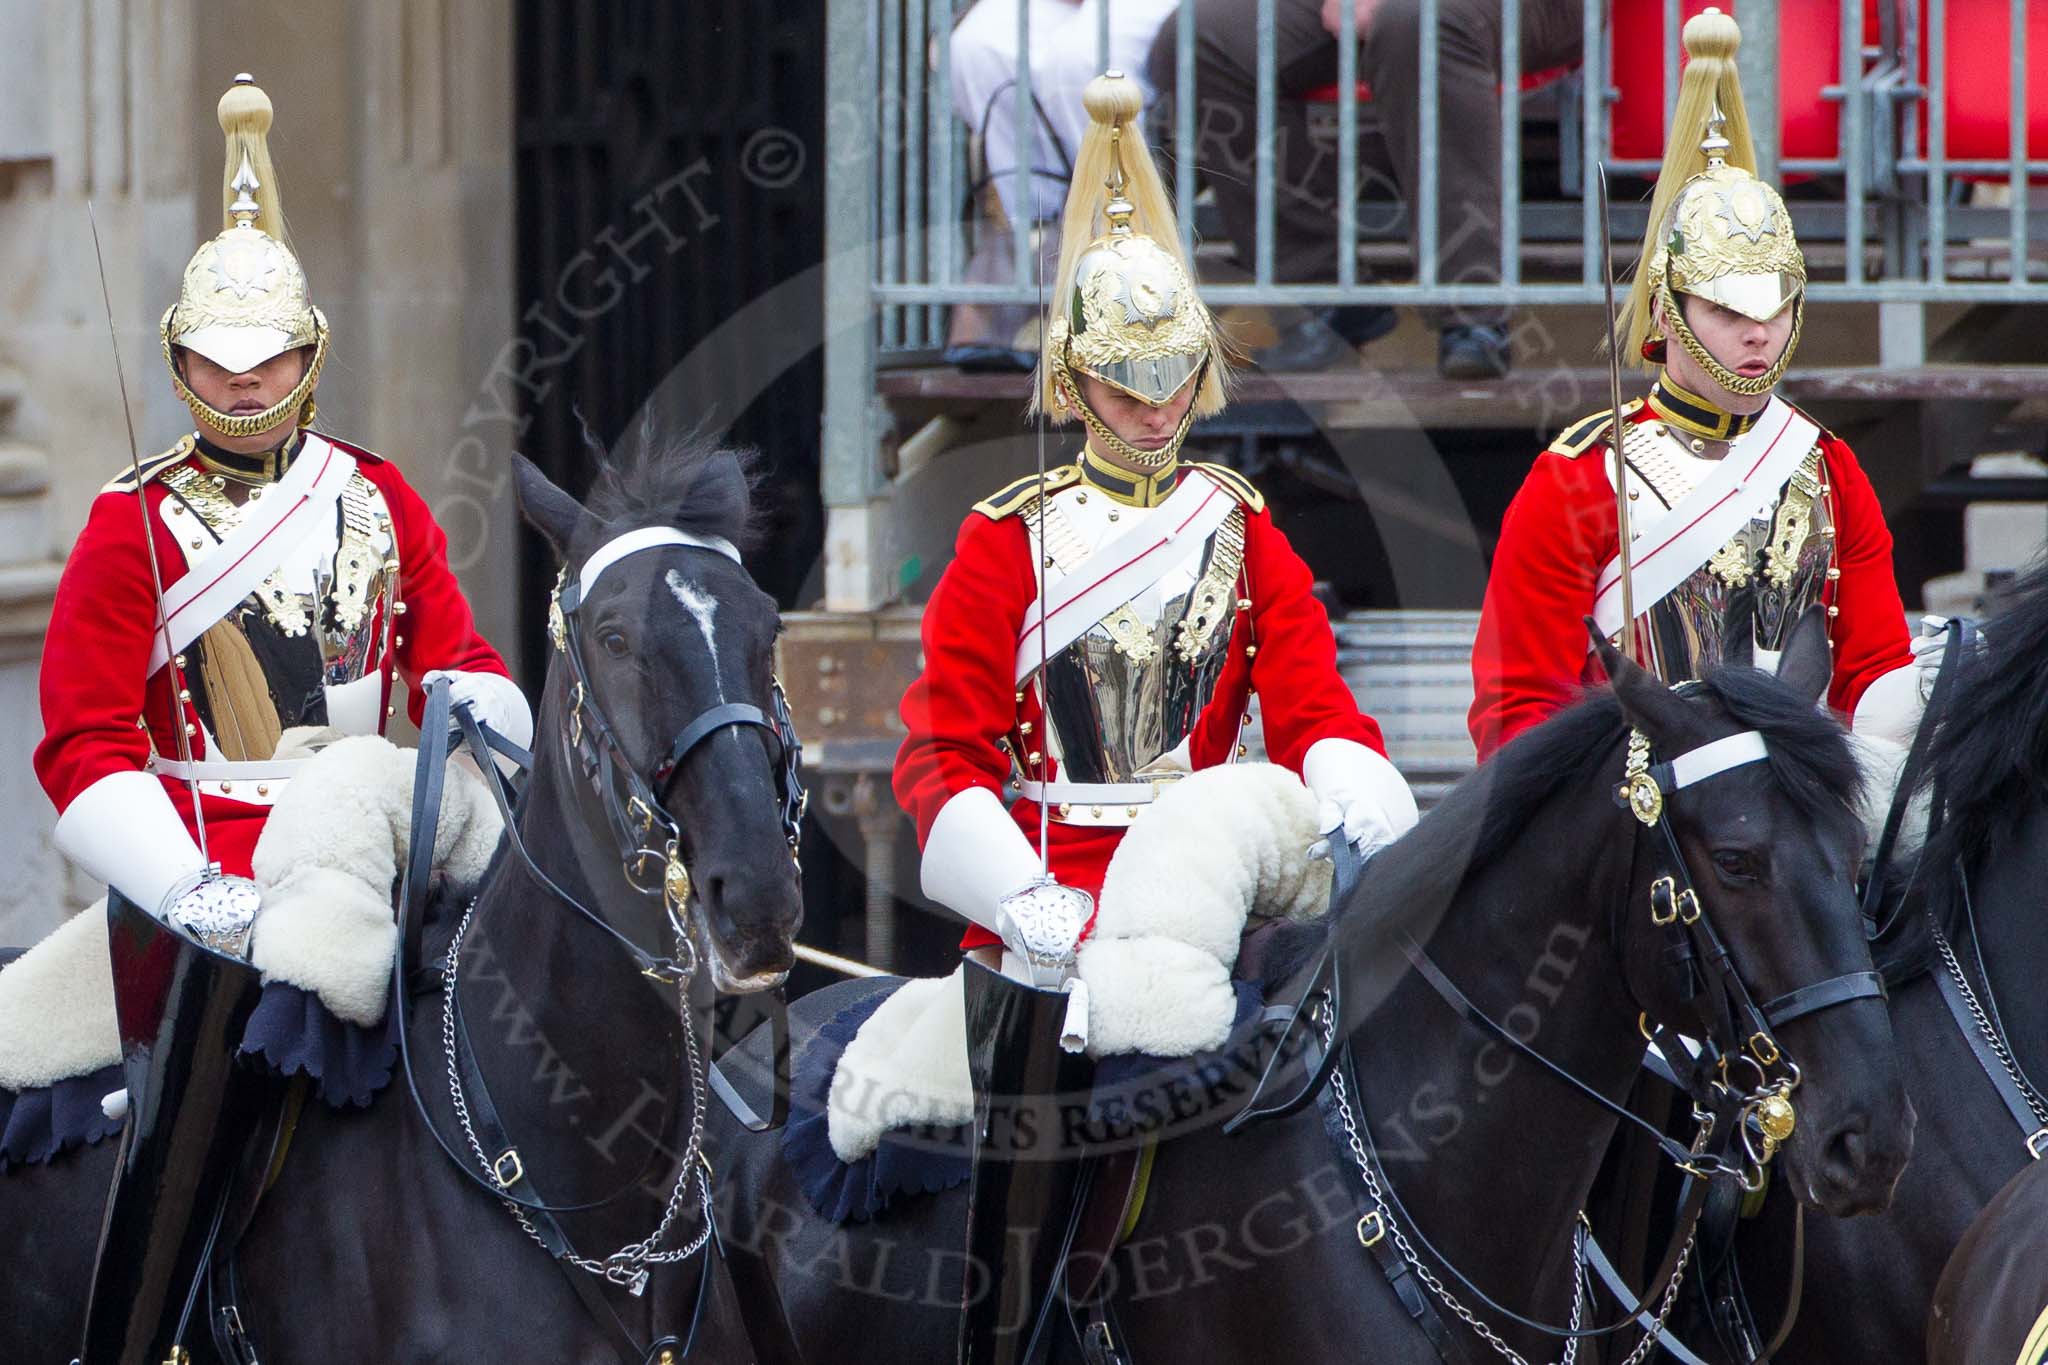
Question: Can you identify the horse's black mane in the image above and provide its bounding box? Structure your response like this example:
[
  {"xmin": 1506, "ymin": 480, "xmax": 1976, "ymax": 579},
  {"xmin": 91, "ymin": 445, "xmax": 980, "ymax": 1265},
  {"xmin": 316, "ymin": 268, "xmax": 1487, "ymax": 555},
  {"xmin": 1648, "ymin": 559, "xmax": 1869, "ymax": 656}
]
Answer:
[
  {"xmin": 1396, "ymin": 666, "xmax": 1863, "ymax": 901},
  {"xmin": 1901, "ymin": 561, "xmax": 2048, "ymax": 949},
  {"xmin": 581, "ymin": 413, "xmax": 761, "ymax": 554},
  {"xmin": 1252, "ymin": 666, "xmax": 1865, "ymax": 992}
]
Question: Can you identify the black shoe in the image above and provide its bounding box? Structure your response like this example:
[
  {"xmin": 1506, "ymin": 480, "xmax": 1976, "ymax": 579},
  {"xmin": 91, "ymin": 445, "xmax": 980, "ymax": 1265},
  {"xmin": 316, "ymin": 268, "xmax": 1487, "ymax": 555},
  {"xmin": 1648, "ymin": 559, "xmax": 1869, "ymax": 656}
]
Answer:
[
  {"xmin": 1253, "ymin": 306, "xmax": 1396, "ymax": 372},
  {"xmin": 1329, "ymin": 305, "xmax": 1400, "ymax": 348},
  {"xmin": 944, "ymin": 343, "xmax": 1039, "ymax": 374},
  {"xmin": 1438, "ymin": 324, "xmax": 1511, "ymax": 379}
]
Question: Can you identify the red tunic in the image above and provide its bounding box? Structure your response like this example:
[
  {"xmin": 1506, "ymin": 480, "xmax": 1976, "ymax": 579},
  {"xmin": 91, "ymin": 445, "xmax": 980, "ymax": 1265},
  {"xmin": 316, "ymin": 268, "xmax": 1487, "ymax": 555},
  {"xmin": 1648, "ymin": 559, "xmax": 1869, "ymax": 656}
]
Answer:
[
  {"xmin": 893, "ymin": 490, "xmax": 1387, "ymax": 948},
  {"xmin": 1468, "ymin": 404, "xmax": 1912, "ymax": 760},
  {"xmin": 34, "ymin": 436, "xmax": 511, "ymax": 876}
]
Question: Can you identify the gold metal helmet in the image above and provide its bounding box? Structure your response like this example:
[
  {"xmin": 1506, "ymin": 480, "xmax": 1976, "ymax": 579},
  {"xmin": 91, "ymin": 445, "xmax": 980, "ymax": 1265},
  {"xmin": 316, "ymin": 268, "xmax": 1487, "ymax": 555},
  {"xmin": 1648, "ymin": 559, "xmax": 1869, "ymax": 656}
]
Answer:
[
  {"xmin": 1038, "ymin": 72, "xmax": 1228, "ymax": 468},
  {"xmin": 162, "ymin": 75, "xmax": 329, "ymax": 439},
  {"xmin": 1622, "ymin": 8, "xmax": 1806, "ymax": 397}
]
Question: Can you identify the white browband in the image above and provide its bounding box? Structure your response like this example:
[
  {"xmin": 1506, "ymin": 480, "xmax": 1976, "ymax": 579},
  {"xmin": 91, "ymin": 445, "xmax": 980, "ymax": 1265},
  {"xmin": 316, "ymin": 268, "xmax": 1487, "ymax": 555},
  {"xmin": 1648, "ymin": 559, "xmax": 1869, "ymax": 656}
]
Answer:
[
  {"xmin": 575, "ymin": 526, "xmax": 740, "ymax": 605},
  {"xmin": 1665, "ymin": 731, "xmax": 1770, "ymax": 791}
]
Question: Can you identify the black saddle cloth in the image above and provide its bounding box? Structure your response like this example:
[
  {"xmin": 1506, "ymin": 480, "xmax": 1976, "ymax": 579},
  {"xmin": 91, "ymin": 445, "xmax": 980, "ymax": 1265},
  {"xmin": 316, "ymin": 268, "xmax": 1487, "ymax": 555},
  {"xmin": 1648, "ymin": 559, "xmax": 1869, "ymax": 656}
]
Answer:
[{"xmin": 734, "ymin": 968, "xmax": 1274, "ymax": 1225}]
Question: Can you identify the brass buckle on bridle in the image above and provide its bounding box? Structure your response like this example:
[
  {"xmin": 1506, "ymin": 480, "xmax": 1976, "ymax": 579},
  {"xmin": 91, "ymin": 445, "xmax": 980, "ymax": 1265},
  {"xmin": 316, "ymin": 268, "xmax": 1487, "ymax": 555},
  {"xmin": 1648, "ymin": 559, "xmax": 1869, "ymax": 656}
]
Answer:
[
  {"xmin": 1649, "ymin": 875, "xmax": 1680, "ymax": 926},
  {"xmin": 628, "ymin": 794, "xmax": 657, "ymax": 837},
  {"xmin": 1648, "ymin": 875, "xmax": 1702, "ymax": 928}
]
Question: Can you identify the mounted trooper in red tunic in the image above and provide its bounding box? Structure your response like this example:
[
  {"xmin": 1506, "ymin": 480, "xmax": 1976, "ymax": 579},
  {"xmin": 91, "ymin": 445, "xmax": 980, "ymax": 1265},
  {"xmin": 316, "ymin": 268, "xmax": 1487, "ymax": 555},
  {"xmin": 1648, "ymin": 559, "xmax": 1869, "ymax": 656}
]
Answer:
[
  {"xmin": 892, "ymin": 71, "xmax": 1417, "ymax": 1363},
  {"xmin": 1469, "ymin": 9, "xmax": 1924, "ymax": 762},
  {"xmin": 39, "ymin": 76, "xmax": 527, "ymax": 1364}
]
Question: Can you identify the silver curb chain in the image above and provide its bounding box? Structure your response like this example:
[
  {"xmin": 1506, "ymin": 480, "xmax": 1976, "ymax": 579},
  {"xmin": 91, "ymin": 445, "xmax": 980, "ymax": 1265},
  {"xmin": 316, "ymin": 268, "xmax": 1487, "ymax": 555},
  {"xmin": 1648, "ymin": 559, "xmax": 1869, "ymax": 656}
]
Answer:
[
  {"xmin": 441, "ymin": 896, "xmax": 713, "ymax": 1294},
  {"xmin": 1318, "ymin": 1001, "xmax": 1693, "ymax": 1365}
]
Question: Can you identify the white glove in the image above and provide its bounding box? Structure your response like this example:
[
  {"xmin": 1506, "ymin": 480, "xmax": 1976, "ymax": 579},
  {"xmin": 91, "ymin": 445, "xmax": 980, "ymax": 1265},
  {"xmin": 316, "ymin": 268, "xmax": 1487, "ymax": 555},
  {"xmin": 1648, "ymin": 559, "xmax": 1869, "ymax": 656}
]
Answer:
[
  {"xmin": 425, "ymin": 669, "xmax": 534, "ymax": 751},
  {"xmin": 322, "ymin": 673, "xmax": 386, "ymax": 735},
  {"xmin": 920, "ymin": 786, "xmax": 1091, "ymax": 983},
  {"xmin": 1851, "ymin": 663, "xmax": 1925, "ymax": 748},
  {"xmin": 52, "ymin": 770, "xmax": 208, "ymax": 915},
  {"xmin": 1909, "ymin": 615, "xmax": 1963, "ymax": 699},
  {"xmin": 1302, "ymin": 737, "xmax": 1419, "ymax": 858}
]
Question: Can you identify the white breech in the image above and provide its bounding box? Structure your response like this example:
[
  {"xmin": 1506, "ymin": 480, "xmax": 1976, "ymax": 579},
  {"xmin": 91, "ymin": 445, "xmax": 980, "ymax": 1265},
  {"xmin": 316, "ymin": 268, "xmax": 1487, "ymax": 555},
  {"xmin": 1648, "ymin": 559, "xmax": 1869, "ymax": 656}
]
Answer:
[{"xmin": 949, "ymin": 0, "xmax": 1182, "ymax": 225}]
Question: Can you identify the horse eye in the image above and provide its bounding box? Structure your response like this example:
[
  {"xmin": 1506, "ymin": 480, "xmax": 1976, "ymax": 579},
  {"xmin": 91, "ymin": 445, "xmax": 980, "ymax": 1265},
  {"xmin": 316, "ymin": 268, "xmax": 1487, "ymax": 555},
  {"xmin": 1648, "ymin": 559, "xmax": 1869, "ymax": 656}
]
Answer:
[
  {"xmin": 600, "ymin": 629, "xmax": 630, "ymax": 658},
  {"xmin": 1712, "ymin": 850, "xmax": 1759, "ymax": 881}
]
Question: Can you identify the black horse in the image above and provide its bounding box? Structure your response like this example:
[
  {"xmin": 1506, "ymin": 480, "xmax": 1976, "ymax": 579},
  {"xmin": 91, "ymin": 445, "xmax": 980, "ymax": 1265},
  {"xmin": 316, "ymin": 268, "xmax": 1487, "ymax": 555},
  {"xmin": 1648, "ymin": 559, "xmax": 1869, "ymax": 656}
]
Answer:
[
  {"xmin": 1721, "ymin": 565, "xmax": 2048, "ymax": 1364},
  {"xmin": 0, "ymin": 432, "xmax": 802, "ymax": 1361},
  {"xmin": 712, "ymin": 624, "xmax": 1913, "ymax": 1360}
]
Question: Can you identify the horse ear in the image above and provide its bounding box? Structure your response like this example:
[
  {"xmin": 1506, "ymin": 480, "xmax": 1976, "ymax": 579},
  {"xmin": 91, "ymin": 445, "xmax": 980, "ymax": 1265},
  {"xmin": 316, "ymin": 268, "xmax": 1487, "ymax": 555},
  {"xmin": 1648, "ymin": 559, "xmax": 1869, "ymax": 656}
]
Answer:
[
  {"xmin": 1586, "ymin": 617, "xmax": 1688, "ymax": 739},
  {"xmin": 1775, "ymin": 606, "xmax": 1832, "ymax": 705},
  {"xmin": 514, "ymin": 454, "xmax": 586, "ymax": 560}
]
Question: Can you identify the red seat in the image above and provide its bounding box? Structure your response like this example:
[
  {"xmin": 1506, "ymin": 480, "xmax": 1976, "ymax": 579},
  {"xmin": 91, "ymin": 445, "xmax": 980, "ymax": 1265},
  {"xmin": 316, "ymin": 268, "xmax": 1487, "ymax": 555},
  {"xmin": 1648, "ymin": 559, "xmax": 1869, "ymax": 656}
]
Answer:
[
  {"xmin": 1299, "ymin": 65, "xmax": 1574, "ymax": 106},
  {"xmin": 1611, "ymin": 0, "xmax": 1877, "ymax": 166},
  {"xmin": 1915, "ymin": 0, "xmax": 2048, "ymax": 168}
]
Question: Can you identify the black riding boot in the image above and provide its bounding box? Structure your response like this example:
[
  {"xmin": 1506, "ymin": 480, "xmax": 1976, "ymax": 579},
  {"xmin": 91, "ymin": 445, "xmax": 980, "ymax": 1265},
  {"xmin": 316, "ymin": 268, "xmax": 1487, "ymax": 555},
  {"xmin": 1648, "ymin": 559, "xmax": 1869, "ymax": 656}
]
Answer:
[
  {"xmin": 957, "ymin": 953, "xmax": 1096, "ymax": 1365},
  {"xmin": 76, "ymin": 892, "xmax": 277, "ymax": 1365}
]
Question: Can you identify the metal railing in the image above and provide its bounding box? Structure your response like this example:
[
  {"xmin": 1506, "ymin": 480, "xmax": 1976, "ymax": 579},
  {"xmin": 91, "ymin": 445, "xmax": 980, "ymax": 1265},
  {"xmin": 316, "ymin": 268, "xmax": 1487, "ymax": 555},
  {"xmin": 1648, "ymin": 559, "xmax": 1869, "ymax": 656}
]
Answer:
[
  {"xmin": 819, "ymin": 0, "xmax": 2044, "ymax": 603},
  {"xmin": 832, "ymin": 0, "xmax": 2044, "ymax": 313}
]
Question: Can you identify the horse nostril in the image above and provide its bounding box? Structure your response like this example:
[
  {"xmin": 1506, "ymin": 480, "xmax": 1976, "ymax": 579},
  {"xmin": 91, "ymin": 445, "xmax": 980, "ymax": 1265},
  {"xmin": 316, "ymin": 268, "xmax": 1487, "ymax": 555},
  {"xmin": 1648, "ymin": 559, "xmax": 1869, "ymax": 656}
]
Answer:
[{"xmin": 1826, "ymin": 1118, "xmax": 1871, "ymax": 1178}]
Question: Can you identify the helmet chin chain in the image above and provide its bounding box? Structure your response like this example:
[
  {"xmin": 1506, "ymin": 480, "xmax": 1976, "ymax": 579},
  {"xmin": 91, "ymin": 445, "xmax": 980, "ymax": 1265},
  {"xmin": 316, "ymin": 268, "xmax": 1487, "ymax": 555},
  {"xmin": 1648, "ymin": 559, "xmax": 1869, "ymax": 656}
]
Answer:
[
  {"xmin": 162, "ymin": 308, "xmax": 330, "ymax": 439},
  {"xmin": 1051, "ymin": 346, "xmax": 1205, "ymax": 470},
  {"xmin": 1658, "ymin": 281, "xmax": 1802, "ymax": 399}
]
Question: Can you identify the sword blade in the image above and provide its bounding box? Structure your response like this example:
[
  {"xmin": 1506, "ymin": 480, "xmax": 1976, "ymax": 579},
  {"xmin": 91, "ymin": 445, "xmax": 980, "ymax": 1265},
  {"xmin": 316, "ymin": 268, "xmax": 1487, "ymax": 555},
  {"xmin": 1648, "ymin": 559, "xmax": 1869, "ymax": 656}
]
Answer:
[
  {"xmin": 1033, "ymin": 221, "xmax": 1051, "ymax": 875},
  {"xmin": 86, "ymin": 201, "xmax": 211, "ymax": 862},
  {"xmin": 1596, "ymin": 165, "xmax": 1640, "ymax": 666}
]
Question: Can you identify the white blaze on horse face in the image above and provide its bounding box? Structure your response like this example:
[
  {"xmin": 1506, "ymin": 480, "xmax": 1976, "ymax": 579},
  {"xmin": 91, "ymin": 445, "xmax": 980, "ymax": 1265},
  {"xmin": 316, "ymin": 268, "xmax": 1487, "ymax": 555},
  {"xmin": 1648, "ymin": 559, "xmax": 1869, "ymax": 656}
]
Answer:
[{"xmin": 665, "ymin": 568, "xmax": 726, "ymax": 700}]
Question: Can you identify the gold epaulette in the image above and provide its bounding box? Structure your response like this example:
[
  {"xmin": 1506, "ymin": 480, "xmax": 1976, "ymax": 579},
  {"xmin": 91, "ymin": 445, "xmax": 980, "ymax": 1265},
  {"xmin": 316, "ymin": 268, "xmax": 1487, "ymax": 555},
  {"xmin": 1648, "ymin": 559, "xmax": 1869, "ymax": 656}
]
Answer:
[
  {"xmin": 1189, "ymin": 462, "xmax": 1266, "ymax": 513},
  {"xmin": 973, "ymin": 465, "xmax": 1082, "ymax": 520},
  {"xmin": 1546, "ymin": 399, "xmax": 1645, "ymax": 460},
  {"xmin": 101, "ymin": 435, "xmax": 196, "ymax": 494}
]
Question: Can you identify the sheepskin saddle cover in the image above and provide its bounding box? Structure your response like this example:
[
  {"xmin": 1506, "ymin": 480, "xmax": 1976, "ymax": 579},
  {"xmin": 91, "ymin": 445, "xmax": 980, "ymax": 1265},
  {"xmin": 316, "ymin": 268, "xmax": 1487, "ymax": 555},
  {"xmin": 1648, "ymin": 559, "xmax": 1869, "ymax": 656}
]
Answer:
[
  {"xmin": 0, "ymin": 736, "xmax": 502, "ymax": 1093},
  {"xmin": 826, "ymin": 762, "xmax": 1329, "ymax": 1164}
]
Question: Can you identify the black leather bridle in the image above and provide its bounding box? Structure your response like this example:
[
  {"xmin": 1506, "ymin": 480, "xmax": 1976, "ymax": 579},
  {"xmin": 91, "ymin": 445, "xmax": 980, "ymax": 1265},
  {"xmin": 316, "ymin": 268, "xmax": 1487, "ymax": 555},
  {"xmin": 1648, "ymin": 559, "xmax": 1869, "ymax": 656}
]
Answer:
[
  {"xmin": 1228, "ymin": 718, "xmax": 1889, "ymax": 1354},
  {"xmin": 550, "ymin": 535, "xmax": 806, "ymax": 925}
]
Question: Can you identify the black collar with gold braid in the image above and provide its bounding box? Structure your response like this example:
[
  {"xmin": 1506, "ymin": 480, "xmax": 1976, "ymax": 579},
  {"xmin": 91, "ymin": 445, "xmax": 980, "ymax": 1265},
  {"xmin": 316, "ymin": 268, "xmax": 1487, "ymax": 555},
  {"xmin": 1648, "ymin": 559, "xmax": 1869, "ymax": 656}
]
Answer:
[
  {"xmin": 1647, "ymin": 373, "xmax": 1763, "ymax": 443},
  {"xmin": 1078, "ymin": 445, "xmax": 1180, "ymax": 507},
  {"xmin": 193, "ymin": 429, "xmax": 302, "ymax": 484}
]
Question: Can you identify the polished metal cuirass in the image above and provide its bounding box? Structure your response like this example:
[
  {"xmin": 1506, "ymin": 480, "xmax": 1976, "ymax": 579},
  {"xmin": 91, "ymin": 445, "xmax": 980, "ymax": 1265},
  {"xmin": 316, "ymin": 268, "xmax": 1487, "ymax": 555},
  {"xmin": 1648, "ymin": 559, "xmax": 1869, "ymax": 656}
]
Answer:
[
  {"xmin": 1621, "ymin": 423, "xmax": 1835, "ymax": 683},
  {"xmin": 158, "ymin": 462, "xmax": 400, "ymax": 759},
  {"xmin": 1025, "ymin": 495, "xmax": 1246, "ymax": 785}
]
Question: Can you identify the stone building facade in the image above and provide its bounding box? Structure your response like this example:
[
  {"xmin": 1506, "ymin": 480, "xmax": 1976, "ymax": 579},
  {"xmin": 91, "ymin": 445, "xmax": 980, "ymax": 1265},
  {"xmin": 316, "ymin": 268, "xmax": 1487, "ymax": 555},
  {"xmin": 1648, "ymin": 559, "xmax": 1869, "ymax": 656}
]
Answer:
[{"xmin": 0, "ymin": 0, "xmax": 522, "ymax": 942}]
